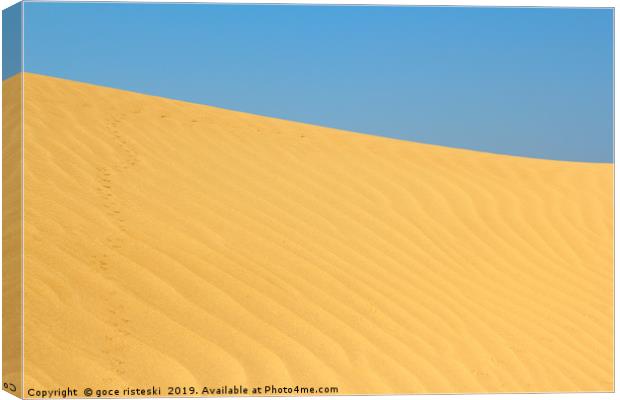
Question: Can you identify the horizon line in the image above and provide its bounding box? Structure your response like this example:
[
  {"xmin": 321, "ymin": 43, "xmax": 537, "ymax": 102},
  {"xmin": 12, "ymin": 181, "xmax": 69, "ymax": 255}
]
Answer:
[{"xmin": 7, "ymin": 71, "xmax": 615, "ymax": 165}]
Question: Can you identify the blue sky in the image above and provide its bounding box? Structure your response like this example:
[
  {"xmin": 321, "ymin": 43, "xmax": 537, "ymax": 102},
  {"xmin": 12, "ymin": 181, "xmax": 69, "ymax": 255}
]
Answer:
[
  {"xmin": 2, "ymin": 2, "xmax": 21, "ymax": 79},
  {"xmin": 14, "ymin": 3, "xmax": 615, "ymax": 162}
]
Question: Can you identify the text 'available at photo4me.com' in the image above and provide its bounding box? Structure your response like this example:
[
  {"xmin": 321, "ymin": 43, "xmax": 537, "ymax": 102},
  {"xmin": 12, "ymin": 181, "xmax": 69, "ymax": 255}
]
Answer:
[{"xmin": 22, "ymin": 385, "xmax": 340, "ymax": 398}]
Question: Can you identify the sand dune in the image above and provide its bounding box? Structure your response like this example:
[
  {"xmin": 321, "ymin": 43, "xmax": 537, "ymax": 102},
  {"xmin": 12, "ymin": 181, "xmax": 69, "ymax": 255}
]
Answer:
[
  {"xmin": 3, "ymin": 72, "xmax": 23, "ymax": 398},
  {"xmin": 10, "ymin": 72, "xmax": 614, "ymax": 394}
]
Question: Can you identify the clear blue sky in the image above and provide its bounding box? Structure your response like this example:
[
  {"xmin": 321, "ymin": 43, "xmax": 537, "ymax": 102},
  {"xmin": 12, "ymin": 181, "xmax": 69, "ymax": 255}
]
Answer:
[
  {"xmin": 2, "ymin": 2, "xmax": 21, "ymax": 79},
  {"xmin": 17, "ymin": 3, "xmax": 615, "ymax": 162}
]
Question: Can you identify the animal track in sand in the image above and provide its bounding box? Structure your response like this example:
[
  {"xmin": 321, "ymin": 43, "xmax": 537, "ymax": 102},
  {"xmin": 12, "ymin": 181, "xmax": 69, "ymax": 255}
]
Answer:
[{"xmin": 92, "ymin": 112, "xmax": 142, "ymax": 379}]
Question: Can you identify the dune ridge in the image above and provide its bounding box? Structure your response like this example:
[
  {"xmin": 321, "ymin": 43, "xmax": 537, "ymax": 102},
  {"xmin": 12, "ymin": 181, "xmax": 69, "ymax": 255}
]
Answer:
[{"xmin": 12, "ymin": 72, "xmax": 613, "ymax": 394}]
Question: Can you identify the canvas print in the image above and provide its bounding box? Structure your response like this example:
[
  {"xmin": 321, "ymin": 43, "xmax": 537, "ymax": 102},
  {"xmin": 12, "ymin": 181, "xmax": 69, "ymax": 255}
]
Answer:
[{"xmin": 2, "ymin": 2, "xmax": 614, "ymax": 397}]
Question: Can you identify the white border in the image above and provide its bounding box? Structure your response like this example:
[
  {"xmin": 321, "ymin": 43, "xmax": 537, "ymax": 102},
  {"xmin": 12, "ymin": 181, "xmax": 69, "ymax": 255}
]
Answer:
[{"xmin": 20, "ymin": 0, "xmax": 24, "ymax": 397}]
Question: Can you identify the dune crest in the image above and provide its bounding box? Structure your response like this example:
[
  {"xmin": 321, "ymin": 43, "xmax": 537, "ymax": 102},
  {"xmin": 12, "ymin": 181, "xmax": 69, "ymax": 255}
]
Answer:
[{"xmin": 10, "ymin": 73, "xmax": 613, "ymax": 394}]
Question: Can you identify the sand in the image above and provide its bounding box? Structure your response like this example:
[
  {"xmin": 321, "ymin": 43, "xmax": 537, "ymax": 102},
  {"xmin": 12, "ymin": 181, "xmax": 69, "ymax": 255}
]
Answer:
[
  {"xmin": 5, "ymin": 72, "xmax": 614, "ymax": 395},
  {"xmin": 3, "ymin": 72, "xmax": 23, "ymax": 398}
]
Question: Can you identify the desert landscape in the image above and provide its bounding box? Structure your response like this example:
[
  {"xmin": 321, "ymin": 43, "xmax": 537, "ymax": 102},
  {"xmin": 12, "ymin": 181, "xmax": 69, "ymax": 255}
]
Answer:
[{"xmin": 6, "ymin": 72, "xmax": 614, "ymax": 395}]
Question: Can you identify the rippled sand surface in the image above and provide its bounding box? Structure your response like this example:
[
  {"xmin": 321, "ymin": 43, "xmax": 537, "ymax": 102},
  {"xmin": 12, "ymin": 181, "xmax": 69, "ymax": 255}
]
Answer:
[{"xmin": 11, "ymin": 73, "xmax": 613, "ymax": 395}]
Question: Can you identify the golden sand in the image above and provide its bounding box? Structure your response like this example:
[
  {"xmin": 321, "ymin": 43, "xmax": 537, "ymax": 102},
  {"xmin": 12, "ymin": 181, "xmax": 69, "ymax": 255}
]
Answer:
[{"xmin": 4, "ymin": 72, "xmax": 614, "ymax": 395}]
